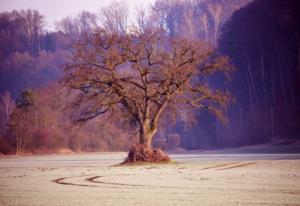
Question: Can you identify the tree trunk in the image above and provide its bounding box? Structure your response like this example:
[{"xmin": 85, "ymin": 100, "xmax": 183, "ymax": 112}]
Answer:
[
  {"xmin": 276, "ymin": 45, "xmax": 289, "ymax": 110},
  {"xmin": 122, "ymin": 120, "xmax": 169, "ymax": 164},
  {"xmin": 16, "ymin": 135, "xmax": 20, "ymax": 155},
  {"xmin": 139, "ymin": 120, "xmax": 157, "ymax": 149}
]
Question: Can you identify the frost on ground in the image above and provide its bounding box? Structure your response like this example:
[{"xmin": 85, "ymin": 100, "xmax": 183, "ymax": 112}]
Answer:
[{"xmin": 0, "ymin": 153, "xmax": 299, "ymax": 206}]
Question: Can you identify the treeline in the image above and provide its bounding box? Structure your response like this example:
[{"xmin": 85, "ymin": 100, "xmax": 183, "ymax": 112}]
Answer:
[
  {"xmin": 0, "ymin": 10, "xmax": 71, "ymax": 96},
  {"xmin": 0, "ymin": 5, "xmax": 137, "ymax": 154},
  {"xmin": 0, "ymin": 0, "xmax": 300, "ymax": 154},
  {"xmin": 151, "ymin": 0, "xmax": 300, "ymax": 148},
  {"xmin": 0, "ymin": 84, "xmax": 136, "ymax": 154},
  {"xmin": 219, "ymin": 0, "xmax": 300, "ymax": 146}
]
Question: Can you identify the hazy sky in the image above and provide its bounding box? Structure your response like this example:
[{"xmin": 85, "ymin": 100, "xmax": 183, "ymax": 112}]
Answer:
[{"xmin": 0, "ymin": 0, "xmax": 155, "ymax": 29}]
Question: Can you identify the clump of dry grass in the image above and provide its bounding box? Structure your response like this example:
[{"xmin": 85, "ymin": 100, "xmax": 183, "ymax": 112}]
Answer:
[{"xmin": 122, "ymin": 144, "xmax": 171, "ymax": 164}]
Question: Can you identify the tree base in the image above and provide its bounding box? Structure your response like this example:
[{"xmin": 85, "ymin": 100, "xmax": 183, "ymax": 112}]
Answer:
[{"xmin": 122, "ymin": 144, "xmax": 170, "ymax": 164}]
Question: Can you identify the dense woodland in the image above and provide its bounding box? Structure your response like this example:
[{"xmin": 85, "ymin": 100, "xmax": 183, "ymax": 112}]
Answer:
[{"xmin": 0, "ymin": 0, "xmax": 299, "ymax": 154}]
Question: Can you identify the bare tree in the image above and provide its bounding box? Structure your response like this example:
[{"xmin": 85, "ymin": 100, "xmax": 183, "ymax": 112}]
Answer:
[
  {"xmin": 199, "ymin": 13, "xmax": 209, "ymax": 41},
  {"xmin": 65, "ymin": 29, "xmax": 233, "ymax": 162},
  {"xmin": 10, "ymin": 108, "xmax": 32, "ymax": 155},
  {"xmin": 77, "ymin": 11, "xmax": 98, "ymax": 34},
  {"xmin": 100, "ymin": 1, "xmax": 129, "ymax": 35},
  {"xmin": 0, "ymin": 91, "xmax": 15, "ymax": 137},
  {"xmin": 55, "ymin": 16, "xmax": 78, "ymax": 34},
  {"xmin": 134, "ymin": 8, "xmax": 157, "ymax": 33},
  {"xmin": 135, "ymin": 8, "xmax": 147, "ymax": 33},
  {"xmin": 181, "ymin": 7, "xmax": 196, "ymax": 39},
  {"xmin": 56, "ymin": 11, "xmax": 98, "ymax": 35},
  {"xmin": 207, "ymin": 2, "xmax": 223, "ymax": 46},
  {"xmin": 1, "ymin": 91, "xmax": 15, "ymax": 122},
  {"xmin": 20, "ymin": 9, "xmax": 44, "ymax": 56}
]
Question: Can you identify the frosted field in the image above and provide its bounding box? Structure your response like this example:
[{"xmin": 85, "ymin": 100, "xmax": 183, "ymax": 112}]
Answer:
[{"xmin": 0, "ymin": 153, "xmax": 299, "ymax": 206}]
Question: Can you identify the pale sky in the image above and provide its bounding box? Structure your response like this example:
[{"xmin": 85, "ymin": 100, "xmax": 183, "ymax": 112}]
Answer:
[{"xmin": 0, "ymin": 0, "xmax": 155, "ymax": 30}]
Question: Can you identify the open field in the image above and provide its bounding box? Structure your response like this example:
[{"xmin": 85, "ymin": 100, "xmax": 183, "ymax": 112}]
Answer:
[{"xmin": 0, "ymin": 152, "xmax": 300, "ymax": 206}]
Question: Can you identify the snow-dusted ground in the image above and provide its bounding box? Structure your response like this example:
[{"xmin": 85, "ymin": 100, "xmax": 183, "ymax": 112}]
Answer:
[{"xmin": 0, "ymin": 152, "xmax": 299, "ymax": 206}]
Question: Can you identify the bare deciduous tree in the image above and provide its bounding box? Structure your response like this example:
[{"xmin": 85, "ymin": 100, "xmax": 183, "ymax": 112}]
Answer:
[
  {"xmin": 55, "ymin": 11, "xmax": 98, "ymax": 35},
  {"xmin": 207, "ymin": 3, "xmax": 223, "ymax": 46},
  {"xmin": 20, "ymin": 9, "xmax": 44, "ymax": 56},
  {"xmin": 1, "ymin": 91, "xmax": 15, "ymax": 122},
  {"xmin": 65, "ymin": 29, "xmax": 233, "ymax": 162},
  {"xmin": 0, "ymin": 91, "xmax": 15, "ymax": 137},
  {"xmin": 100, "ymin": 2, "xmax": 129, "ymax": 35},
  {"xmin": 199, "ymin": 14, "xmax": 209, "ymax": 41},
  {"xmin": 181, "ymin": 7, "xmax": 196, "ymax": 39}
]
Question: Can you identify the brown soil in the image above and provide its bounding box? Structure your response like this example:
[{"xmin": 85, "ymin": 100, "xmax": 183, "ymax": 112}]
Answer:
[{"xmin": 122, "ymin": 144, "xmax": 170, "ymax": 164}]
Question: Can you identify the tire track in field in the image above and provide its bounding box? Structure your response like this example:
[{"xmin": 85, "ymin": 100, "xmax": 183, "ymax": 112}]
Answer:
[
  {"xmin": 217, "ymin": 162, "xmax": 256, "ymax": 170},
  {"xmin": 52, "ymin": 174, "xmax": 120, "ymax": 188},
  {"xmin": 200, "ymin": 162, "xmax": 237, "ymax": 170},
  {"xmin": 52, "ymin": 174, "xmax": 176, "ymax": 189},
  {"xmin": 86, "ymin": 175, "xmax": 176, "ymax": 189},
  {"xmin": 52, "ymin": 161, "xmax": 256, "ymax": 189}
]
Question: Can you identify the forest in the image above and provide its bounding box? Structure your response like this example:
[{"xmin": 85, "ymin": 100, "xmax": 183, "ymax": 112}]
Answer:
[{"xmin": 0, "ymin": 0, "xmax": 299, "ymax": 155}]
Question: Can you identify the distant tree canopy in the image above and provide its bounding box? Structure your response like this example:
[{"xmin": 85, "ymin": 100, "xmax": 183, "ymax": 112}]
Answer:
[
  {"xmin": 0, "ymin": 9, "xmax": 44, "ymax": 58},
  {"xmin": 65, "ymin": 29, "xmax": 233, "ymax": 149}
]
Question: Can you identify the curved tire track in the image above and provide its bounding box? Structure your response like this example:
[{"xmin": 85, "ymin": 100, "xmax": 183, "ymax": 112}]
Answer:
[
  {"xmin": 52, "ymin": 174, "xmax": 176, "ymax": 189},
  {"xmin": 86, "ymin": 175, "xmax": 177, "ymax": 189},
  {"xmin": 52, "ymin": 174, "xmax": 120, "ymax": 188},
  {"xmin": 52, "ymin": 162, "xmax": 256, "ymax": 189}
]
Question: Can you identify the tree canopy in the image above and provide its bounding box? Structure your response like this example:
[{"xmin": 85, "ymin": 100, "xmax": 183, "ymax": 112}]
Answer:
[{"xmin": 65, "ymin": 29, "xmax": 233, "ymax": 150}]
